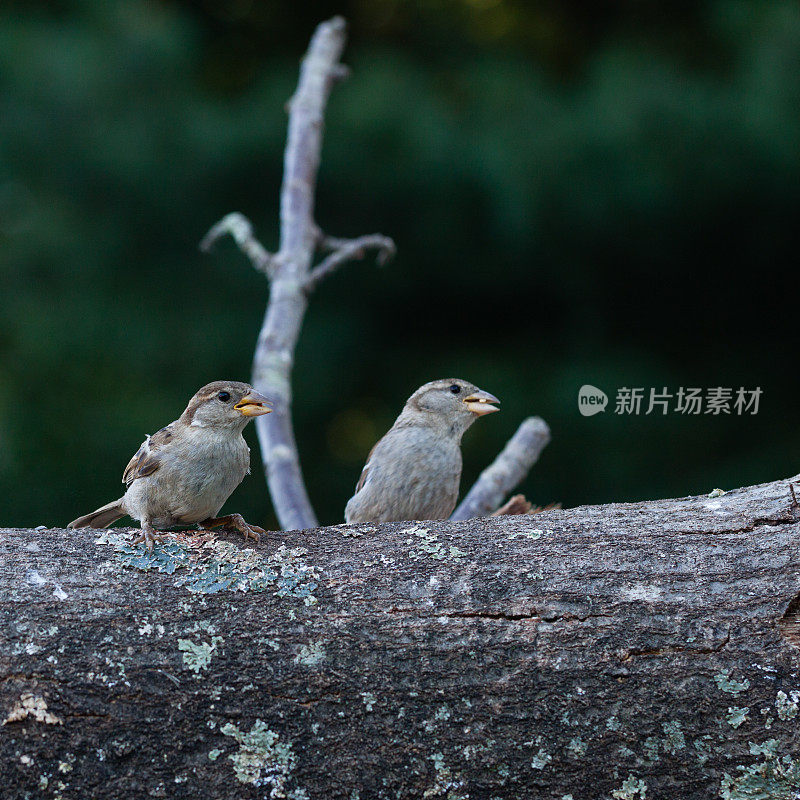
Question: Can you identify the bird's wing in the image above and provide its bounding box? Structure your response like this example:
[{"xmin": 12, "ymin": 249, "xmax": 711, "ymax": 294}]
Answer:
[
  {"xmin": 354, "ymin": 441, "xmax": 380, "ymax": 494},
  {"xmin": 121, "ymin": 425, "xmax": 175, "ymax": 486}
]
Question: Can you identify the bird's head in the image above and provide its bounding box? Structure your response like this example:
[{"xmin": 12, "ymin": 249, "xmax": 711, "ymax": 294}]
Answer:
[
  {"xmin": 405, "ymin": 378, "xmax": 499, "ymax": 433},
  {"xmin": 181, "ymin": 381, "xmax": 273, "ymax": 430}
]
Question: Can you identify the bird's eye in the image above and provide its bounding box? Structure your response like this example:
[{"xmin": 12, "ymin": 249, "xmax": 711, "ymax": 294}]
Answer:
[
  {"xmin": 217, "ymin": 391, "xmax": 231, "ymax": 403},
  {"xmin": 450, "ymin": 384, "xmax": 461, "ymax": 394}
]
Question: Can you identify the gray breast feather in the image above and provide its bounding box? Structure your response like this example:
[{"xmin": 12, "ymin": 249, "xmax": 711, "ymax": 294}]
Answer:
[
  {"xmin": 345, "ymin": 427, "xmax": 462, "ymax": 524},
  {"xmin": 123, "ymin": 430, "xmax": 250, "ymax": 526}
]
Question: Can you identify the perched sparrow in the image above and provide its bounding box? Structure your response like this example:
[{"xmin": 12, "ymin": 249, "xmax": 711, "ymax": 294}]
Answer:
[
  {"xmin": 68, "ymin": 381, "xmax": 272, "ymax": 550},
  {"xmin": 345, "ymin": 379, "xmax": 499, "ymax": 524}
]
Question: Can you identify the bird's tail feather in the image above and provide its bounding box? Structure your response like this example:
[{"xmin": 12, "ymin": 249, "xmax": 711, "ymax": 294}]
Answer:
[{"xmin": 68, "ymin": 499, "xmax": 126, "ymax": 530}]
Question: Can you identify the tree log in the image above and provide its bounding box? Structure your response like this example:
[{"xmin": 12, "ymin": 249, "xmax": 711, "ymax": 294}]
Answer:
[{"xmin": 3, "ymin": 476, "xmax": 800, "ymax": 799}]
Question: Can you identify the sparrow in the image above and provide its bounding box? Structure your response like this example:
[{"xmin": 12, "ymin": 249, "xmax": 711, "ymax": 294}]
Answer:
[
  {"xmin": 345, "ymin": 379, "xmax": 499, "ymax": 524},
  {"xmin": 68, "ymin": 381, "xmax": 272, "ymax": 550}
]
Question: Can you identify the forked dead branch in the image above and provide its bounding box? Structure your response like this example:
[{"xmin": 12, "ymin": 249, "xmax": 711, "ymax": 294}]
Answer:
[{"xmin": 202, "ymin": 16, "xmax": 549, "ymax": 530}]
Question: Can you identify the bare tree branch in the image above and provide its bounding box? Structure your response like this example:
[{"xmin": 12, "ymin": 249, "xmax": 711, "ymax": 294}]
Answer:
[
  {"xmin": 249, "ymin": 17, "xmax": 348, "ymax": 531},
  {"xmin": 451, "ymin": 416, "xmax": 551, "ymax": 521},
  {"xmin": 202, "ymin": 17, "xmax": 395, "ymax": 531},
  {"xmin": 305, "ymin": 234, "xmax": 396, "ymax": 293},
  {"xmin": 199, "ymin": 213, "xmax": 275, "ymax": 278},
  {"xmin": 201, "ymin": 17, "xmax": 549, "ymax": 530}
]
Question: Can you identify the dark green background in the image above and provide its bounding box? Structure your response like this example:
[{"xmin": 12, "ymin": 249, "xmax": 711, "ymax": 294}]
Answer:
[{"xmin": 1, "ymin": 0, "xmax": 798, "ymax": 529}]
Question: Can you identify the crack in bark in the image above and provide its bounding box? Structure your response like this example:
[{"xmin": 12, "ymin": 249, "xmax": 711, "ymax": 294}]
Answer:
[
  {"xmin": 61, "ymin": 711, "xmax": 113, "ymax": 721},
  {"xmin": 618, "ymin": 630, "xmax": 731, "ymax": 661},
  {"xmin": 381, "ymin": 604, "xmax": 540, "ymax": 621},
  {"xmin": 263, "ymin": 692, "xmax": 343, "ymax": 708},
  {"xmin": 442, "ymin": 610, "xmax": 541, "ymax": 622},
  {"xmin": 669, "ymin": 513, "xmax": 799, "ymax": 537},
  {"xmin": 779, "ymin": 591, "xmax": 800, "ymax": 649},
  {"xmin": 0, "ymin": 673, "xmax": 60, "ymax": 684}
]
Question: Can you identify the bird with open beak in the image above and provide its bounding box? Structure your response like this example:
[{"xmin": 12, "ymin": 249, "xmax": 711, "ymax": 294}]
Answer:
[
  {"xmin": 345, "ymin": 378, "xmax": 500, "ymax": 524},
  {"xmin": 68, "ymin": 381, "xmax": 272, "ymax": 550}
]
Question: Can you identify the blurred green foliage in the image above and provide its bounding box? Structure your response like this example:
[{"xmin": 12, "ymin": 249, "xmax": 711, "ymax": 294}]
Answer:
[{"xmin": 1, "ymin": 0, "xmax": 798, "ymax": 529}]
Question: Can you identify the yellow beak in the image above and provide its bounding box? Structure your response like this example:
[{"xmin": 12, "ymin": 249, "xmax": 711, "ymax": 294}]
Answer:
[
  {"xmin": 234, "ymin": 390, "xmax": 273, "ymax": 417},
  {"xmin": 464, "ymin": 389, "xmax": 500, "ymax": 416}
]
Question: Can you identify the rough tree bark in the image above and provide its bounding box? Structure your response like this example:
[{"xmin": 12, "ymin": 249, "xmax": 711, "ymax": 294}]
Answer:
[{"xmin": 3, "ymin": 476, "xmax": 800, "ymax": 799}]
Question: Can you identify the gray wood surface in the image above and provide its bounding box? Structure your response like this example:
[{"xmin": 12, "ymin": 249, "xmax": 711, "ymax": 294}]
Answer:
[{"xmin": 3, "ymin": 475, "xmax": 800, "ymax": 798}]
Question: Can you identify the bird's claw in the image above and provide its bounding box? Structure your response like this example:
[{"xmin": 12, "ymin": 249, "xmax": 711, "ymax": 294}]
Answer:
[
  {"xmin": 248, "ymin": 523, "xmax": 268, "ymax": 536},
  {"xmin": 228, "ymin": 515, "xmax": 263, "ymax": 543},
  {"xmin": 199, "ymin": 514, "xmax": 265, "ymax": 544},
  {"xmin": 131, "ymin": 527, "xmax": 165, "ymax": 551},
  {"xmin": 241, "ymin": 525, "xmax": 262, "ymax": 543}
]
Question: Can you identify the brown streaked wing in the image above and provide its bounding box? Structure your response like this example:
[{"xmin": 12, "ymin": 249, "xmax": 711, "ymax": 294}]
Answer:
[
  {"xmin": 354, "ymin": 441, "xmax": 379, "ymax": 494},
  {"xmin": 121, "ymin": 425, "xmax": 174, "ymax": 486}
]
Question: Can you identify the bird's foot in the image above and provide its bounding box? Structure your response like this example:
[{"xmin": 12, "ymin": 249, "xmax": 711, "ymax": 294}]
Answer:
[
  {"xmin": 199, "ymin": 514, "xmax": 265, "ymax": 544},
  {"xmin": 131, "ymin": 525, "xmax": 166, "ymax": 552}
]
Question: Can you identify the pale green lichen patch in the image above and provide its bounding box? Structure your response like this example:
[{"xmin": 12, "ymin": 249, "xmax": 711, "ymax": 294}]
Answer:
[
  {"xmin": 641, "ymin": 721, "xmax": 685, "ymax": 762},
  {"xmin": 266, "ymin": 546, "xmax": 320, "ymax": 604},
  {"xmin": 208, "ymin": 748, "xmax": 222, "ymax": 761},
  {"xmin": 643, "ymin": 737, "xmax": 660, "ymax": 762},
  {"xmin": 178, "ymin": 636, "xmax": 223, "ymax": 674},
  {"xmin": 361, "ymin": 692, "xmax": 377, "ymax": 711},
  {"xmin": 720, "ymin": 747, "xmax": 800, "ymax": 799},
  {"xmin": 612, "ymin": 775, "xmax": 647, "ymax": 799},
  {"xmin": 116, "ymin": 539, "xmax": 194, "ymax": 574},
  {"xmin": 339, "ymin": 525, "xmax": 375, "ymax": 537},
  {"xmin": 775, "ymin": 690, "xmax": 799, "ymax": 721},
  {"xmin": 403, "ymin": 527, "xmax": 465, "ymax": 561},
  {"xmin": 531, "ymin": 748, "xmax": 552, "ymax": 770},
  {"xmin": 98, "ymin": 533, "xmax": 318, "ymax": 602},
  {"xmin": 727, "ymin": 707, "xmax": 750, "ymax": 729},
  {"xmin": 694, "ymin": 735, "xmax": 713, "ymax": 766},
  {"xmin": 606, "ymin": 715, "xmax": 621, "ymax": 731},
  {"xmin": 422, "ymin": 705, "xmax": 452, "ymax": 733},
  {"xmin": 508, "ymin": 528, "xmax": 547, "ymax": 540},
  {"xmin": 462, "ymin": 739, "xmax": 497, "ymax": 762},
  {"xmin": 749, "ymin": 739, "xmax": 779, "ymax": 758},
  {"xmin": 424, "ymin": 752, "xmax": 467, "ymax": 800},
  {"xmin": 661, "ymin": 720, "xmax": 686, "ymax": 754},
  {"xmin": 567, "ymin": 737, "xmax": 587, "ymax": 758},
  {"xmin": 294, "ymin": 641, "xmax": 326, "ymax": 666},
  {"xmin": 220, "ymin": 720, "xmax": 306, "ymax": 798},
  {"xmin": 715, "ymin": 671, "xmax": 750, "ymax": 696},
  {"xmin": 57, "ymin": 753, "xmax": 75, "ymax": 773}
]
